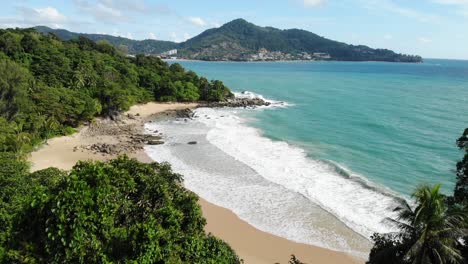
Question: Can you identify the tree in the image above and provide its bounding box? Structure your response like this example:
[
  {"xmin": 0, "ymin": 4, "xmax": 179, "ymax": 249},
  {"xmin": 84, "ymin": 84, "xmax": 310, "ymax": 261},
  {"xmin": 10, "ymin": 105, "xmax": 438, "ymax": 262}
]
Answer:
[
  {"xmin": 454, "ymin": 128, "xmax": 468, "ymax": 205},
  {"xmin": 0, "ymin": 60, "xmax": 31, "ymax": 121},
  {"xmin": 43, "ymin": 116, "xmax": 60, "ymax": 143},
  {"xmin": 5, "ymin": 156, "xmax": 240, "ymax": 264},
  {"xmin": 453, "ymin": 128, "xmax": 468, "ymax": 263},
  {"xmin": 368, "ymin": 185, "xmax": 467, "ymax": 264}
]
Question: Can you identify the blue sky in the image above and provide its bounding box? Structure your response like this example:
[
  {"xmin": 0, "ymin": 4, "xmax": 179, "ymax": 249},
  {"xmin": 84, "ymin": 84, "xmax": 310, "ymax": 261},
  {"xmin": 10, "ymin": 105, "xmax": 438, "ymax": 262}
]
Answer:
[{"xmin": 1, "ymin": 0, "xmax": 467, "ymax": 59}]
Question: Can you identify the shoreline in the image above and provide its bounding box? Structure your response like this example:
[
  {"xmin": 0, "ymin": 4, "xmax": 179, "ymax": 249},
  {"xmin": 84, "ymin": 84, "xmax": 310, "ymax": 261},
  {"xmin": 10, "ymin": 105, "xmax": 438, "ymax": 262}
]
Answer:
[
  {"xmin": 29, "ymin": 102, "xmax": 364, "ymax": 264},
  {"xmin": 162, "ymin": 58, "xmax": 424, "ymax": 64}
]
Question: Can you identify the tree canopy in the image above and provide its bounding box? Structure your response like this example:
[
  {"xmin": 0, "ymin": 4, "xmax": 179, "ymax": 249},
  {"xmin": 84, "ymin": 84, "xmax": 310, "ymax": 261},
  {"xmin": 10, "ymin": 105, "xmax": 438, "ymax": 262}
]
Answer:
[
  {"xmin": 2, "ymin": 156, "xmax": 240, "ymax": 263},
  {"xmin": 0, "ymin": 28, "xmax": 232, "ymax": 158}
]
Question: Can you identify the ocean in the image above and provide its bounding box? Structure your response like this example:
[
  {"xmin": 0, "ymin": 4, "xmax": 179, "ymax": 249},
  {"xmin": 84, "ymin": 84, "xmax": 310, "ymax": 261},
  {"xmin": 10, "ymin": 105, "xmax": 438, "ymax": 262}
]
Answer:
[{"xmin": 144, "ymin": 59, "xmax": 468, "ymax": 256}]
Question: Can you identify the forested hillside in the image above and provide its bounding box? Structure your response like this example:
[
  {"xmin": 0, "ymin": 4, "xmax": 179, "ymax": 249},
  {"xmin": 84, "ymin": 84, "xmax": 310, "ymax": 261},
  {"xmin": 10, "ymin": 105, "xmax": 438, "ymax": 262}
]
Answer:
[
  {"xmin": 177, "ymin": 19, "xmax": 422, "ymax": 62},
  {"xmin": 0, "ymin": 28, "xmax": 238, "ymax": 263},
  {"xmin": 34, "ymin": 26, "xmax": 178, "ymax": 54},
  {"xmin": 0, "ymin": 28, "xmax": 231, "ymax": 154},
  {"xmin": 36, "ymin": 19, "xmax": 423, "ymax": 62}
]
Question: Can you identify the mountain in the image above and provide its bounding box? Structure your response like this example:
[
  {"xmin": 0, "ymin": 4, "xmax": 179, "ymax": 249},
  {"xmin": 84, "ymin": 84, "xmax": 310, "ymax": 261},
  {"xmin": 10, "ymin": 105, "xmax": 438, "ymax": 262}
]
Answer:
[
  {"xmin": 34, "ymin": 19, "xmax": 422, "ymax": 63},
  {"xmin": 177, "ymin": 19, "xmax": 421, "ymax": 62},
  {"xmin": 34, "ymin": 26, "xmax": 177, "ymax": 54}
]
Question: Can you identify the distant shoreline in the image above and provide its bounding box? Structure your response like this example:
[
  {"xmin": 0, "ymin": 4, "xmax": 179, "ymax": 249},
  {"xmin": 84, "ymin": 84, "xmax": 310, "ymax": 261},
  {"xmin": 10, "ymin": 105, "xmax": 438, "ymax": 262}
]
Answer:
[{"xmin": 162, "ymin": 58, "xmax": 425, "ymax": 63}]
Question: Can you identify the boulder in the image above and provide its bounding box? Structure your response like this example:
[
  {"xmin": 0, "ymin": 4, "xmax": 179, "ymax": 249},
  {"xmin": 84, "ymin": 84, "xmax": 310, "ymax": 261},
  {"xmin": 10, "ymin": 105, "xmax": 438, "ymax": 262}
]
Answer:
[{"xmin": 147, "ymin": 140, "xmax": 164, "ymax": 145}]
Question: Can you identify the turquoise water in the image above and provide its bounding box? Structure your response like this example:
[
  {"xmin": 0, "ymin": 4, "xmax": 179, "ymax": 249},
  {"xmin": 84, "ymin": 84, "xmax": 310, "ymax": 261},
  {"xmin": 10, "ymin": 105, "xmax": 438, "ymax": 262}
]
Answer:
[{"xmin": 176, "ymin": 59, "xmax": 468, "ymax": 196}]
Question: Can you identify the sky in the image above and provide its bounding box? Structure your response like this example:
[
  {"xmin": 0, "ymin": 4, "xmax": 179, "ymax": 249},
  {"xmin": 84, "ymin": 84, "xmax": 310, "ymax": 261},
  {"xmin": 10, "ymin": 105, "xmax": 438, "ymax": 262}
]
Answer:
[{"xmin": 0, "ymin": 0, "xmax": 467, "ymax": 59}]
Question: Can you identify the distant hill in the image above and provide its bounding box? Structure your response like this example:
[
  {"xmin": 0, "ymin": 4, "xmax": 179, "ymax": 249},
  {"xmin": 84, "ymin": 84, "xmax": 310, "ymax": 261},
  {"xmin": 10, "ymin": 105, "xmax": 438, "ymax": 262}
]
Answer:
[
  {"xmin": 34, "ymin": 19, "xmax": 422, "ymax": 63},
  {"xmin": 34, "ymin": 26, "xmax": 177, "ymax": 54},
  {"xmin": 177, "ymin": 19, "xmax": 421, "ymax": 62}
]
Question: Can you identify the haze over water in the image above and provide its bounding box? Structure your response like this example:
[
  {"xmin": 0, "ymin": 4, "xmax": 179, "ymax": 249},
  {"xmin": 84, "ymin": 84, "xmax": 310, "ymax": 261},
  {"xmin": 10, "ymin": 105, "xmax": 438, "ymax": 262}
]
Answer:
[{"xmin": 146, "ymin": 59, "xmax": 468, "ymax": 255}]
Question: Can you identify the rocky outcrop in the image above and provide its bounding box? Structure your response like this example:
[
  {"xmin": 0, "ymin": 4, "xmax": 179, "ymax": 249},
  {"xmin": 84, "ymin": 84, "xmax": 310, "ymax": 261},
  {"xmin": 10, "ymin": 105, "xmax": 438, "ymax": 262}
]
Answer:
[
  {"xmin": 201, "ymin": 97, "xmax": 271, "ymax": 108},
  {"xmin": 78, "ymin": 114, "xmax": 165, "ymax": 156},
  {"xmin": 175, "ymin": 108, "xmax": 195, "ymax": 119}
]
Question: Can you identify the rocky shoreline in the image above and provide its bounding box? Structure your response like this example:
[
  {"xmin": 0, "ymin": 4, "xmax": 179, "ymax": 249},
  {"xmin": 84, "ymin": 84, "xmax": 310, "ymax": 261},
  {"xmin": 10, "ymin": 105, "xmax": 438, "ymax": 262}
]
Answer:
[
  {"xmin": 200, "ymin": 96, "xmax": 271, "ymax": 108},
  {"xmin": 75, "ymin": 96, "xmax": 269, "ymax": 156}
]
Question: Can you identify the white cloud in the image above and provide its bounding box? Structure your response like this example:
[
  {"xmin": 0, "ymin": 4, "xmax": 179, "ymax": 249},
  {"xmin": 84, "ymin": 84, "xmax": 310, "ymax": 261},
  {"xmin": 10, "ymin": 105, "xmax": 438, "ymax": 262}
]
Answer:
[
  {"xmin": 360, "ymin": 0, "xmax": 440, "ymax": 23},
  {"xmin": 187, "ymin": 17, "xmax": 207, "ymax": 27},
  {"xmin": 303, "ymin": 0, "xmax": 325, "ymax": 7},
  {"xmin": 170, "ymin": 32, "xmax": 191, "ymax": 42},
  {"xmin": 418, "ymin": 37, "xmax": 432, "ymax": 43},
  {"xmin": 170, "ymin": 32, "xmax": 182, "ymax": 42},
  {"xmin": 73, "ymin": 0, "xmax": 171, "ymax": 23},
  {"xmin": 0, "ymin": 6, "xmax": 68, "ymax": 29},
  {"xmin": 384, "ymin": 34, "xmax": 393, "ymax": 40},
  {"xmin": 17, "ymin": 6, "xmax": 67, "ymax": 27},
  {"xmin": 433, "ymin": 0, "xmax": 468, "ymax": 4},
  {"xmin": 148, "ymin": 32, "xmax": 157, "ymax": 39},
  {"xmin": 433, "ymin": 0, "xmax": 468, "ymax": 16}
]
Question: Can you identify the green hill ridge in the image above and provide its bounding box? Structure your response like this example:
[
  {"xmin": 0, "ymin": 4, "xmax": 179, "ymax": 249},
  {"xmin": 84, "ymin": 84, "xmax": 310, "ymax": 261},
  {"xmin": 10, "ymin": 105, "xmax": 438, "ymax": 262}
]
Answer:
[{"xmin": 35, "ymin": 19, "xmax": 422, "ymax": 63}]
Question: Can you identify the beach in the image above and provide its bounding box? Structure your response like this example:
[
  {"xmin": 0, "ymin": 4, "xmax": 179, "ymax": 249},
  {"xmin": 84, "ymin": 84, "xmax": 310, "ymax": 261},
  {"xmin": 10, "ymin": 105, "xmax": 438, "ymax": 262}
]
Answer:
[{"xmin": 29, "ymin": 102, "xmax": 363, "ymax": 264}]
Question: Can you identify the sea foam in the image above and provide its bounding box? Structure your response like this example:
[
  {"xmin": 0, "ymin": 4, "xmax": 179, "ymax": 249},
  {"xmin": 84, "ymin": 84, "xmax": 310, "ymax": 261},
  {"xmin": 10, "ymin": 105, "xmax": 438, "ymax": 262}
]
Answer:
[{"xmin": 144, "ymin": 94, "xmax": 404, "ymax": 256}]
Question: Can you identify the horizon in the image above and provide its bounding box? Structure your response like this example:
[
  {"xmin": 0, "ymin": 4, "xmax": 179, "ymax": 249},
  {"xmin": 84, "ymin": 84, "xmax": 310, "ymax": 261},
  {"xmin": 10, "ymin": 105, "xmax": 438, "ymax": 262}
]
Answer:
[{"xmin": 1, "ymin": 1, "xmax": 468, "ymax": 60}]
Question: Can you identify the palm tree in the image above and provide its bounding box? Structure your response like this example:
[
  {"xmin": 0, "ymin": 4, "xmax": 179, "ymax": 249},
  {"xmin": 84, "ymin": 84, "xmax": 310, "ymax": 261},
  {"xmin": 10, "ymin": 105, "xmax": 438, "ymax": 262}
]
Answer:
[{"xmin": 378, "ymin": 185, "xmax": 468, "ymax": 264}]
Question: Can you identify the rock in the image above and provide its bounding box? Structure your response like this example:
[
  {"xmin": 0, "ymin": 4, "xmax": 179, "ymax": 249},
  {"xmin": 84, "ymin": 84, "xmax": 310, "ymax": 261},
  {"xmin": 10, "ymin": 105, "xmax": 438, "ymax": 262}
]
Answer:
[
  {"xmin": 187, "ymin": 141, "xmax": 197, "ymax": 145},
  {"xmin": 144, "ymin": 134, "xmax": 162, "ymax": 141},
  {"xmin": 175, "ymin": 108, "xmax": 195, "ymax": 119},
  {"xmin": 201, "ymin": 97, "xmax": 271, "ymax": 108},
  {"xmin": 147, "ymin": 140, "xmax": 164, "ymax": 145}
]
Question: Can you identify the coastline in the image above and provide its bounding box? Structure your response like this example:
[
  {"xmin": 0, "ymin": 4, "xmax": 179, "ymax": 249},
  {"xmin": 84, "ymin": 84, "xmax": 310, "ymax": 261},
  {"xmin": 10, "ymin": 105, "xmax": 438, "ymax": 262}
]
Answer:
[{"xmin": 29, "ymin": 102, "xmax": 364, "ymax": 264}]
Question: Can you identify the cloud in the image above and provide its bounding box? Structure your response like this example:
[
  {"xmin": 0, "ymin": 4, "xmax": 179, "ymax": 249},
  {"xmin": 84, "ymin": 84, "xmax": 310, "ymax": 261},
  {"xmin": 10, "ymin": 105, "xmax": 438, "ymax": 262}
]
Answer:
[
  {"xmin": 18, "ymin": 6, "xmax": 67, "ymax": 26},
  {"xmin": 187, "ymin": 17, "xmax": 207, "ymax": 27},
  {"xmin": 433, "ymin": 0, "xmax": 468, "ymax": 16},
  {"xmin": 359, "ymin": 0, "xmax": 441, "ymax": 23},
  {"xmin": 73, "ymin": 0, "xmax": 171, "ymax": 24},
  {"xmin": 170, "ymin": 32, "xmax": 191, "ymax": 42},
  {"xmin": 433, "ymin": 0, "xmax": 468, "ymax": 4},
  {"xmin": 303, "ymin": 0, "xmax": 325, "ymax": 7},
  {"xmin": 0, "ymin": 6, "xmax": 68, "ymax": 29},
  {"xmin": 383, "ymin": 34, "xmax": 393, "ymax": 40},
  {"xmin": 148, "ymin": 32, "xmax": 157, "ymax": 39},
  {"xmin": 418, "ymin": 37, "xmax": 432, "ymax": 43}
]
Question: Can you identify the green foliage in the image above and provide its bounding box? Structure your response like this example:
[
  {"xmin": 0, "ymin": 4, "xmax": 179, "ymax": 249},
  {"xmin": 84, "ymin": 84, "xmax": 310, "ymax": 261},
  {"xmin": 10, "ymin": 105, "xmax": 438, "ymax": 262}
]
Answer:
[
  {"xmin": 454, "ymin": 128, "xmax": 468, "ymax": 205},
  {"xmin": 0, "ymin": 28, "xmax": 231, "ymax": 157},
  {"xmin": 368, "ymin": 185, "xmax": 468, "ymax": 264},
  {"xmin": 4, "ymin": 156, "xmax": 240, "ymax": 263},
  {"xmin": 34, "ymin": 26, "xmax": 179, "ymax": 55},
  {"xmin": 0, "ymin": 60, "xmax": 31, "ymax": 121}
]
